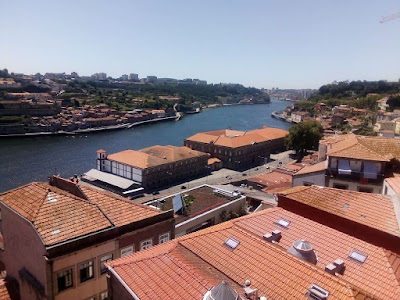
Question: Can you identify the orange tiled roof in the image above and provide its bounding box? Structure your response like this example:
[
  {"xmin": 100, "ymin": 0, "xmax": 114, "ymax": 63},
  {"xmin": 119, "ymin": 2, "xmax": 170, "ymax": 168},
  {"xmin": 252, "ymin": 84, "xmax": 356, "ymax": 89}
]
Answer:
[
  {"xmin": 185, "ymin": 127, "xmax": 288, "ymax": 148},
  {"xmin": 108, "ymin": 216, "xmax": 375, "ymax": 300},
  {"xmin": 0, "ymin": 180, "xmax": 161, "ymax": 246},
  {"xmin": 294, "ymin": 160, "xmax": 327, "ymax": 176},
  {"xmin": 248, "ymin": 170, "xmax": 292, "ymax": 188},
  {"xmin": 107, "ymin": 145, "xmax": 207, "ymax": 169},
  {"xmin": 234, "ymin": 207, "xmax": 400, "ymax": 300},
  {"xmin": 323, "ymin": 134, "xmax": 400, "ymax": 161},
  {"xmin": 277, "ymin": 185, "xmax": 400, "ymax": 237},
  {"xmin": 385, "ymin": 177, "xmax": 400, "ymax": 194}
]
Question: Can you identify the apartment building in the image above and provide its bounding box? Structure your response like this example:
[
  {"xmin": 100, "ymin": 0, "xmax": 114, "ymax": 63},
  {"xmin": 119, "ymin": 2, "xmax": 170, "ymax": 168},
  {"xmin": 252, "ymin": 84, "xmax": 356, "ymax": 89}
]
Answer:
[
  {"xmin": 318, "ymin": 134, "xmax": 400, "ymax": 193},
  {"xmin": 0, "ymin": 176, "xmax": 174, "ymax": 300}
]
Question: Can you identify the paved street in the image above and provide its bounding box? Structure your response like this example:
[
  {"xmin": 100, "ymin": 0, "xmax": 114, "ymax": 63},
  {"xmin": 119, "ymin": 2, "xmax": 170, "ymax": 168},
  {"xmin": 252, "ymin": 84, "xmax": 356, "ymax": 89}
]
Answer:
[{"xmin": 133, "ymin": 150, "xmax": 295, "ymax": 204}]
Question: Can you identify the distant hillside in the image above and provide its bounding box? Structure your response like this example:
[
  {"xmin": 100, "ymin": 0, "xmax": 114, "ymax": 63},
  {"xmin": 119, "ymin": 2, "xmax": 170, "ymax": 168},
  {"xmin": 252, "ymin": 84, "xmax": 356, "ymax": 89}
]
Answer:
[
  {"xmin": 59, "ymin": 80, "xmax": 270, "ymax": 111},
  {"xmin": 294, "ymin": 80, "xmax": 400, "ymax": 112}
]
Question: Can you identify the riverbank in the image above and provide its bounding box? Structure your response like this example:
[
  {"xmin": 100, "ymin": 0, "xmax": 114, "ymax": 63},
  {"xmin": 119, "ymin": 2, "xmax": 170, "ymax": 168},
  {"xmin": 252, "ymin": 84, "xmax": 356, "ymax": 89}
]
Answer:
[{"xmin": 0, "ymin": 115, "xmax": 179, "ymax": 138}]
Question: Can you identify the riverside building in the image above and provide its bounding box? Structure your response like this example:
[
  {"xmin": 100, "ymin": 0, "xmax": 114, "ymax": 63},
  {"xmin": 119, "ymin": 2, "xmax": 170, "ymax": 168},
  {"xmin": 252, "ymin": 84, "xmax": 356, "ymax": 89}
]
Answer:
[
  {"xmin": 96, "ymin": 145, "xmax": 209, "ymax": 190},
  {"xmin": 184, "ymin": 126, "xmax": 288, "ymax": 170}
]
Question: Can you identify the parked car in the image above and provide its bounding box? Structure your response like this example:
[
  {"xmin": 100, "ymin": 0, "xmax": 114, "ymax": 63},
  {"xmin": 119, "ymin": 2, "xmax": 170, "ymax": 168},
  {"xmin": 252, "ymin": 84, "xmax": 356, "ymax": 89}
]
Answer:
[{"xmin": 181, "ymin": 185, "xmax": 187, "ymax": 189}]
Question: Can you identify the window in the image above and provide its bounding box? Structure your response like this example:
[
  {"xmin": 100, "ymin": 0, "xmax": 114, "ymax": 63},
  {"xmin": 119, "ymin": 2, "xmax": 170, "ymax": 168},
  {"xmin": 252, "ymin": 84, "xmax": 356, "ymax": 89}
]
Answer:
[
  {"xmin": 303, "ymin": 182, "xmax": 313, "ymax": 186},
  {"xmin": 99, "ymin": 291, "xmax": 108, "ymax": 300},
  {"xmin": 120, "ymin": 246, "xmax": 134, "ymax": 258},
  {"xmin": 333, "ymin": 183, "xmax": 348, "ymax": 190},
  {"xmin": 85, "ymin": 296, "xmax": 96, "ymax": 300},
  {"xmin": 79, "ymin": 260, "xmax": 94, "ymax": 283},
  {"xmin": 357, "ymin": 187, "xmax": 373, "ymax": 193},
  {"xmin": 99, "ymin": 253, "xmax": 113, "ymax": 274},
  {"xmin": 57, "ymin": 268, "xmax": 73, "ymax": 292},
  {"xmin": 140, "ymin": 239, "xmax": 153, "ymax": 250},
  {"xmin": 159, "ymin": 232, "xmax": 170, "ymax": 244}
]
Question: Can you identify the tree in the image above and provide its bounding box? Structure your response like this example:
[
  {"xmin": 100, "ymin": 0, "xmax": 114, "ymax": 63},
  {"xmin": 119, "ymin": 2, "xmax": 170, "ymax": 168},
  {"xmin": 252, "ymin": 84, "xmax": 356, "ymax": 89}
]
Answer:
[{"xmin": 285, "ymin": 120, "xmax": 323, "ymax": 156}]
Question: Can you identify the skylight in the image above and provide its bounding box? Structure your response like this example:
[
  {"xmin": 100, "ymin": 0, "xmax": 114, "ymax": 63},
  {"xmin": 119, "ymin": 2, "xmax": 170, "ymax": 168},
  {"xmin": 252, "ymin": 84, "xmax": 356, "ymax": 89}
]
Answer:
[
  {"xmin": 224, "ymin": 237, "xmax": 240, "ymax": 250},
  {"xmin": 51, "ymin": 229, "xmax": 61, "ymax": 235},
  {"xmin": 349, "ymin": 250, "xmax": 367, "ymax": 263},
  {"xmin": 276, "ymin": 218, "xmax": 291, "ymax": 228}
]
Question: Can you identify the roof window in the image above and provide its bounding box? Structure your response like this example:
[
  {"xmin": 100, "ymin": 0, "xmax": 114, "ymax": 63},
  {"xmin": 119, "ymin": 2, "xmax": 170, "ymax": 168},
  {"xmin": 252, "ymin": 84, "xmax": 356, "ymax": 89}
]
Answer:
[
  {"xmin": 224, "ymin": 237, "xmax": 240, "ymax": 250},
  {"xmin": 51, "ymin": 229, "xmax": 61, "ymax": 235},
  {"xmin": 349, "ymin": 250, "xmax": 367, "ymax": 263},
  {"xmin": 276, "ymin": 218, "xmax": 291, "ymax": 228}
]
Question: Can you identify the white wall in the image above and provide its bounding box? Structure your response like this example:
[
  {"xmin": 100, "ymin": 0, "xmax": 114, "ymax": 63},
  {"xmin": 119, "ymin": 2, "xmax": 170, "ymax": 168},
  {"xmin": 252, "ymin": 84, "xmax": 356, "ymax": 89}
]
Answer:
[
  {"xmin": 328, "ymin": 178, "xmax": 382, "ymax": 194},
  {"xmin": 292, "ymin": 172, "xmax": 326, "ymax": 187}
]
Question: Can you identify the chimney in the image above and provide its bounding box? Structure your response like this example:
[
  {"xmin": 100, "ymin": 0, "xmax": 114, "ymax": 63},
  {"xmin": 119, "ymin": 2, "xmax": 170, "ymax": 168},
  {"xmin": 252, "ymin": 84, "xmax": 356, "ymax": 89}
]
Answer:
[
  {"xmin": 243, "ymin": 280, "xmax": 258, "ymax": 300},
  {"xmin": 263, "ymin": 230, "xmax": 282, "ymax": 243},
  {"xmin": 325, "ymin": 259, "xmax": 345, "ymax": 275},
  {"xmin": 48, "ymin": 176, "xmax": 88, "ymax": 200}
]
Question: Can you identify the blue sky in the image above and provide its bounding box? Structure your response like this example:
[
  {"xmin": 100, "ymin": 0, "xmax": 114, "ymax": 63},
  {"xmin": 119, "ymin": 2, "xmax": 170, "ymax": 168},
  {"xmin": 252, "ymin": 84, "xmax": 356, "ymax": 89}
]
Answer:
[{"xmin": 0, "ymin": 0, "xmax": 399, "ymax": 89}]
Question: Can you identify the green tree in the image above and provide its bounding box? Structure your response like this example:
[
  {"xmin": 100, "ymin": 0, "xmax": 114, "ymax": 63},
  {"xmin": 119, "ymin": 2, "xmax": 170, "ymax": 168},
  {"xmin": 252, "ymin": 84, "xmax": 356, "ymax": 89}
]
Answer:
[{"xmin": 285, "ymin": 120, "xmax": 323, "ymax": 156}]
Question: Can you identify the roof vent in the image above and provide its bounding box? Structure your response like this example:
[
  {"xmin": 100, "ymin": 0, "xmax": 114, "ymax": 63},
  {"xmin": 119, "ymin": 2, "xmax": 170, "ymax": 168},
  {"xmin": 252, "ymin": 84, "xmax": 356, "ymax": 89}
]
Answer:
[
  {"xmin": 325, "ymin": 259, "xmax": 345, "ymax": 275},
  {"xmin": 263, "ymin": 230, "xmax": 282, "ymax": 243},
  {"xmin": 307, "ymin": 284, "xmax": 329, "ymax": 300},
  {"xmin": 203, "ymin": 280, "xmax": 241, "ymax": 300},
  {"xmin": 288, "ymin": 240, "xmax": 318, "ymax": 265},
  {"xmin": 243, "ymin": 280, "xmax": 258, "ymax": 300}
]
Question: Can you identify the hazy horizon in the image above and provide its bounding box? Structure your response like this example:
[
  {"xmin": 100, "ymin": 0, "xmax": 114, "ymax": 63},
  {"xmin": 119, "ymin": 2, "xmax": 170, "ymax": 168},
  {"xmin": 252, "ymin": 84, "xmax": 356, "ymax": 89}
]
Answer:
[{"xmin": 1, "ymin": 0, "xmax": 399, "ymax": 89}]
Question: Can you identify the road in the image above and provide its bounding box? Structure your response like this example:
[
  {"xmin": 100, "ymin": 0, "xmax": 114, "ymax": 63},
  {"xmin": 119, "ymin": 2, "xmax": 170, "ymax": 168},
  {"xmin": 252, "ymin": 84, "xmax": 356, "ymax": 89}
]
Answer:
[{"xmin": 133, "ymin": 150, "xmax": 295, "ymax": 204}]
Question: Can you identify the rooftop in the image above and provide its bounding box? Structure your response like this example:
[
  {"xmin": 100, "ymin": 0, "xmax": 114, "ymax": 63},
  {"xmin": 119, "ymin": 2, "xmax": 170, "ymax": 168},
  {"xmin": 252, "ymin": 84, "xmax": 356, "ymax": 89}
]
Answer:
[
  {"xmin": 150, "ymin": 185, "xmax": 243, "ymax": 224},
  {"xmin": 0, "ymin": 176, "xmax": 162, "ymax": 247},
  {"xmin": 107, "ymin": 208, "xmax": 380, "ymax": 300},
  {"xmin": 185, "ymin": 126, "xmax": 288, "ymax": 148},
  {"xmin": 235, "ymin": 207, "xmax": 400, "ymax": 300},
  {"xmin": 277, "ymin": 185, "xmax": 400, "ymax": 237},
  {"xmin": 294, "ymin": 160, "xmax": 327, "ymax": 176},
  {"xmin": 385, "ymin": 176, "xmax": 400, "ymax": 195},
  {"xmin": 106, "ymin": 145, "xmax": 207, "ymax": 169},
  {"xmin": 247, "ymin": 169, "xmax": 293, "ymax": 193},
  {"xmin": 322, "ymin": 133, "xmax": 400, "ymax": 161}
]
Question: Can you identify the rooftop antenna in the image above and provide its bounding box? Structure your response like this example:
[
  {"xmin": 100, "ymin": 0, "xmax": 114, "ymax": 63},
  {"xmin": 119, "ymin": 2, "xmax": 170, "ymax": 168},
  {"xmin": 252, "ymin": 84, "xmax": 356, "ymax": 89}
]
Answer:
[{"xmin": 380, "ymin": 12, "xmax": 400, "ymax": 23}]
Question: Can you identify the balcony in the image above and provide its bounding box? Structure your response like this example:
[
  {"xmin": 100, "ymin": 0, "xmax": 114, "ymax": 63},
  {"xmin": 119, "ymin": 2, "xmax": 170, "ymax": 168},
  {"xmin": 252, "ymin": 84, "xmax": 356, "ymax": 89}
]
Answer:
[{"xmin": 328, "ymin": 168, "xmax": 384, "ymax": 184}]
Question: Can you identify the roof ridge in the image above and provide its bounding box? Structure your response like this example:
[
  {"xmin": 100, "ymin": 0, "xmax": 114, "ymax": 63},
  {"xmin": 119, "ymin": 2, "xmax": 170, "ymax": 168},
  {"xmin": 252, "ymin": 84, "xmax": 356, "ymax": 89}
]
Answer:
[{"xmin": 29, "ymin": 183, "xmax": 50, "ymax": 222}]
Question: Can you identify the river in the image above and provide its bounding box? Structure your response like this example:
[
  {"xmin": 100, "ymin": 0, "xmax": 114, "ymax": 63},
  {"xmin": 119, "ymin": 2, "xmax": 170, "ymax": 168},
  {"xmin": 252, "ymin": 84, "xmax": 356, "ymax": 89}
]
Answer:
[{"xmin": 0, "ymin": 99, "xmax": 292, "ymax": 192}]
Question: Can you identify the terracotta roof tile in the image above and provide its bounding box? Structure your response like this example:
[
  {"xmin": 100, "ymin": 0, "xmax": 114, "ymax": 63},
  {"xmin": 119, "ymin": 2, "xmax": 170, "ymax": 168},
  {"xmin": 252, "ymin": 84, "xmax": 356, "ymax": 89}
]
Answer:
[
  {"xmin": 186, "ymin": 127, "xmax": 288, "ymax": 149},
  {"xmin": 294, "ymin": 160, "xmax": 327, "ymax": 175},
  {"xmin": 323, "ymin": 134, "xmax": 400, "ymax": 161},
  {"xmin": 385, "ymin": 177, "xmax": 400, "ymax": 194},
  {"xmin": 277, "ymin": 186, "xmax": 400, "ymax": 237},
  {"xmin": 108, "ymin": 218, "xmax": 377, "ymax": 300},
  {"xmin": 0, "ymin": 180, "xmax": 161, "ymax": 246},
  {"xmin": 233, "ymin": 208, "xmax": 400, "ymax": 299},
  {"xmin": 107, "ymin": 145, "xmax": 207, "ymax": 169}
]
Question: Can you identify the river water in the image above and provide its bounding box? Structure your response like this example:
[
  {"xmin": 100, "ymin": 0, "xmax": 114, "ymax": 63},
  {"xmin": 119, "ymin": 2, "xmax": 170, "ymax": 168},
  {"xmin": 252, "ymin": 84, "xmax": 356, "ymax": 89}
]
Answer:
[{"xmin": 0, "ymin": 99, "xmax": 291, "ymax": 192}]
